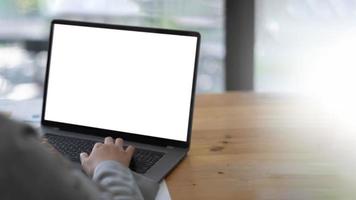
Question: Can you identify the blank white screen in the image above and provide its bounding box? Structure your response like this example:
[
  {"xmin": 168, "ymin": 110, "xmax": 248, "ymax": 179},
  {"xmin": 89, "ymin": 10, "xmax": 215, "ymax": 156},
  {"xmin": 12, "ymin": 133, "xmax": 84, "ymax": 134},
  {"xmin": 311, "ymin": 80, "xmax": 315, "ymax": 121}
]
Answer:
[{"xmin": 44, "ymin": 24, "xmax": 198, "ymax": 142}]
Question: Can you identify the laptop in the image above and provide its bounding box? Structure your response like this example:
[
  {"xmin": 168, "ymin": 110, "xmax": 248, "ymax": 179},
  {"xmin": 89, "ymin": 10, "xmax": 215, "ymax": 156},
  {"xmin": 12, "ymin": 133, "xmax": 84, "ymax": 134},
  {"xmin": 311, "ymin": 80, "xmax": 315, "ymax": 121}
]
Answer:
[{"xmin": 41, "ymin": 19, "xmax": 200, "ymax": 182}]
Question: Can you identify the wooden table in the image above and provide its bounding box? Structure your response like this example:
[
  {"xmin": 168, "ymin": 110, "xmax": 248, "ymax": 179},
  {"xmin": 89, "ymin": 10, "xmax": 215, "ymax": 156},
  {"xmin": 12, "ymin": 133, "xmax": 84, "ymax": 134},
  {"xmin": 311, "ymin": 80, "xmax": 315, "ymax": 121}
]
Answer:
[{"xmin": 166, "ymin": 92, "xmax": 356, "ymax": 199}]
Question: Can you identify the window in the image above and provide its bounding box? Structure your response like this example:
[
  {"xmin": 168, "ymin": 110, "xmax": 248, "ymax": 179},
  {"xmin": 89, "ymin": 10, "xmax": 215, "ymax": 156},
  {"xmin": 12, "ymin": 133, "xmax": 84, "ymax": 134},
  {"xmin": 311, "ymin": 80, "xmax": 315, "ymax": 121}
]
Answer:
[{"xmin": 255, "ymin": 0, "xmax": 356, "ymax": 95}]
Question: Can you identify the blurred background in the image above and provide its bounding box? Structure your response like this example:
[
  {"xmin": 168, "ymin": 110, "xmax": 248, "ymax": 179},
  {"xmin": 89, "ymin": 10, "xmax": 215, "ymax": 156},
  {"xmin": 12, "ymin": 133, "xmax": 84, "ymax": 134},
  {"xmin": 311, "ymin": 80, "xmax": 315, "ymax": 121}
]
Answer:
[
  {"xmin": 0, "ymin": 0, "xmax": 224, "ymax": 100},
  {"xmin": 1, "ymin": 0, "xmax": 356, "ymax": 102}
]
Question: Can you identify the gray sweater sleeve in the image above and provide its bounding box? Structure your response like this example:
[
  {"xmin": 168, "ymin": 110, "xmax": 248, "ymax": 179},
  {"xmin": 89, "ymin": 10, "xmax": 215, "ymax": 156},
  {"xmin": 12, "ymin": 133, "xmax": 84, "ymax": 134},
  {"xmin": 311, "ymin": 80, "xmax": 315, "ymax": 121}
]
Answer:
[{"xmin": 93, "ymin": 161, "xmax": 159, "ymax": 200}]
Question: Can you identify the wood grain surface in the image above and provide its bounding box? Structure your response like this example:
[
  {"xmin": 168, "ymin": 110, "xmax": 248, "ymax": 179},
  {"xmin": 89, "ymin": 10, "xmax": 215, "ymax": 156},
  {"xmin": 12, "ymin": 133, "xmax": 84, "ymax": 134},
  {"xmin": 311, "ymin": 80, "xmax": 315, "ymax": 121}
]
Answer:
[{"xmin": 166, "ymin": 92, "xmax": 356, "ymax": 200}]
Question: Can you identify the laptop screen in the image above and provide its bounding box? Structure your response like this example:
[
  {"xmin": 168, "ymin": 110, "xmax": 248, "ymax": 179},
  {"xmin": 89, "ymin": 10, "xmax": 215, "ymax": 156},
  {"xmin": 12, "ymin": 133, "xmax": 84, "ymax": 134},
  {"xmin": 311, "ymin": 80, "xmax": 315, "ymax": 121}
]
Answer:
[{"xmin": 43, "ymin": 22, "xmax": 199, "ymax": 142}]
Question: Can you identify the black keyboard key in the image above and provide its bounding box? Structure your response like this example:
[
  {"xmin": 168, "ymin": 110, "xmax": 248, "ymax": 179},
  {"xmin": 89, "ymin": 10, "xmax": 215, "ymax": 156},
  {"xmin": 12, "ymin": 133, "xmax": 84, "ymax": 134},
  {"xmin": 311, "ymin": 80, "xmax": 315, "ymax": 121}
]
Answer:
[{"xmin": 44, "ymin": 133, "xmax": 164, "ymax": 173}]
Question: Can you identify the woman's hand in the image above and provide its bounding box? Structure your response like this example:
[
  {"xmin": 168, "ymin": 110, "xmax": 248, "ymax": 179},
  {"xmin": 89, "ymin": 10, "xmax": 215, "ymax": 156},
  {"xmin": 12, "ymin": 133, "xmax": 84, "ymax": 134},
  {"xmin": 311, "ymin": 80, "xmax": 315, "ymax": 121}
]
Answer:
[{"xmin": 80, "ymin": 137, "xmax": 135, "ymax": 176}]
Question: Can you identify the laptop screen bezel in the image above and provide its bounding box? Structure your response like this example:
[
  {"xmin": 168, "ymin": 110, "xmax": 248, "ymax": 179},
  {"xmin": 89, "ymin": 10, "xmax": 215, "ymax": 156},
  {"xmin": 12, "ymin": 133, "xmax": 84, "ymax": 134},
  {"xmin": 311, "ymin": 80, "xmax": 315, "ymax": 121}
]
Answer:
[{"xmin": 41, "ymin": 19, "xmax": 200, "ymax": 148}]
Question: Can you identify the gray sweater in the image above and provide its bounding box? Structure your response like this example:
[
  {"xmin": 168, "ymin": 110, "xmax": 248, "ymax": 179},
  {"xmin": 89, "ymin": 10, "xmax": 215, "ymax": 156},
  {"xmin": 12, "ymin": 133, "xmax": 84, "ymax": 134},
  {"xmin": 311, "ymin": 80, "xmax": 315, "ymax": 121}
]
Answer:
[{"xmin": 0, "ymin": 115, "xmax": 159, "ymax": 200}]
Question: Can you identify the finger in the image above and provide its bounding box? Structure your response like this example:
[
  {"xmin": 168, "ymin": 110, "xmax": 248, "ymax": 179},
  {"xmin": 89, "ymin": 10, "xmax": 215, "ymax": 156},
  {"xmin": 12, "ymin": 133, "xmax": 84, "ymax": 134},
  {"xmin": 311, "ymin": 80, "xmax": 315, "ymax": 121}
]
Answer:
[
  {"xmin": 115, "ymin": 138, "xmax": 124, "ymax": 147},
  {"xmin": 104, "ymin": 137, "xmax": 114, "ymax": 144},
  {"xmin": 125, "ymin": 145, "xmax": 135, "ymax": 157},
  {"xmin": 80, "ymin": 152, "xmax": 89, "ymax": 164},
  {"xmin": 93, "ymin": 142, "xmax": 102, "ymax": 150}
]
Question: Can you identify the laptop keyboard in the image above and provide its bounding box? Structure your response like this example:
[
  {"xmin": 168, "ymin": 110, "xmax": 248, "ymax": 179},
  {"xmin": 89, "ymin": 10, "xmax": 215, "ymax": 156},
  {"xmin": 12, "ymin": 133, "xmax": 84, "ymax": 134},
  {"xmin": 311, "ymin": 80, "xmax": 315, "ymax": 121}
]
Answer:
[{"xmin": 44, "ymin": 133, "xmax": 164, "ymax": 174}]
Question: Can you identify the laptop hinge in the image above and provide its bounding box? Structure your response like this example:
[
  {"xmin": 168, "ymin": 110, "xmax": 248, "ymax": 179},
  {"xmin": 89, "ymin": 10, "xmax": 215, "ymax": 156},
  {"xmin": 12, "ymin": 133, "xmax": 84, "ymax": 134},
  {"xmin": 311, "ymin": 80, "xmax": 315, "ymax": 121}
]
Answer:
[{"xmin": 166, "ymin": 146, "xmax": 175, "ymax": 149}]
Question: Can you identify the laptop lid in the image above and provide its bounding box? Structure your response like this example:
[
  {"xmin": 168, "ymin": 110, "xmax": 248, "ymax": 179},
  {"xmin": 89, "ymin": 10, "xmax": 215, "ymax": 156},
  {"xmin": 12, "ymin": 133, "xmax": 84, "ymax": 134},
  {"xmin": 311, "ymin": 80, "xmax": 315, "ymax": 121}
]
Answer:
[{"xmin": 41, "ymin": 20, "xmax": 200, "ymax": 148}]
